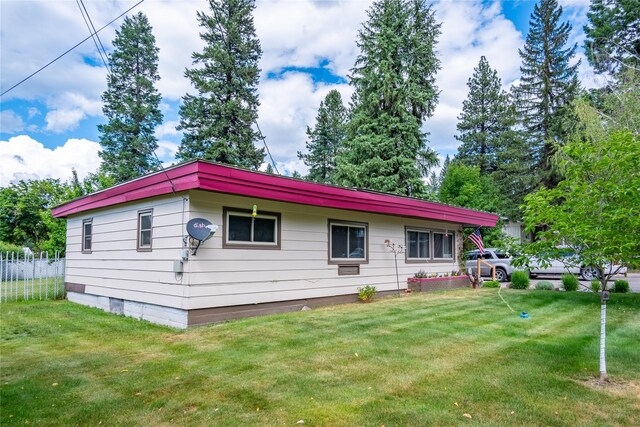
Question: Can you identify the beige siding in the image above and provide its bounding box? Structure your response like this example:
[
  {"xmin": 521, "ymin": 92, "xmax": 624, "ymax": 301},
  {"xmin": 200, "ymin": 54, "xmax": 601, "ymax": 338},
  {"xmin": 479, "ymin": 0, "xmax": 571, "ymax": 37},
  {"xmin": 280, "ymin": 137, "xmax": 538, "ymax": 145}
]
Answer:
[
  {"xmin": 65, "ymin": 194, "xmax": 189, "ymax": 308},
  {"xmin": 182, "ymin": 191, "xmax": 462, "ymax": 310},
  {"xmin": 66, "ymin": 190, "xmax": 465, "ymax": 310}
]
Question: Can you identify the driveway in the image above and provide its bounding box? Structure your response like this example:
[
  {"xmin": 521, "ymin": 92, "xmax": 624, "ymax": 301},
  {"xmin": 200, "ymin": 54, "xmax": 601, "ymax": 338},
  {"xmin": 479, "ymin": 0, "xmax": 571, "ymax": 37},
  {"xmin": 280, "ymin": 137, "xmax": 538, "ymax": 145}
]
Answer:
[{"xmin": 516, "ymin": 272, "xmax": 640, "ymax": 292}]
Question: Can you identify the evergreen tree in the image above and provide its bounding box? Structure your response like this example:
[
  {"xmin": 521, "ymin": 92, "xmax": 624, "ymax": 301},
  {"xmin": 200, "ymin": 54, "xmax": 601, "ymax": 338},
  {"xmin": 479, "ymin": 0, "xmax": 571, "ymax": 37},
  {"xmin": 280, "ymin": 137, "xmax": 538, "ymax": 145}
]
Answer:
[
  {"xmin": 297, "ymin": 90, "xmax": 347, "ymax": 183},
  {"xmin": 264, "ymin": 163, "xmax": 275, "ymax": 174},
  {"xmin": 584, "ymin": 0, "xmax": 640, "ymax": 75},
  {"xmin": 177, "ymin": 0, "xmax": 264, "ymax": 169},
  {"xmin": 514, "ymin": 0, "xmax": 580, "ymax": 188},
  {"xmin": 334, "ymin": 0, "xmax": 441, "ymax": 196},
  {"xmin": 98, "ymin": 12, "xmax": 163, "ymax": 184},
  {"xmin": 455, "ymin": 56, "xmax": 516, "ymax": 175}
]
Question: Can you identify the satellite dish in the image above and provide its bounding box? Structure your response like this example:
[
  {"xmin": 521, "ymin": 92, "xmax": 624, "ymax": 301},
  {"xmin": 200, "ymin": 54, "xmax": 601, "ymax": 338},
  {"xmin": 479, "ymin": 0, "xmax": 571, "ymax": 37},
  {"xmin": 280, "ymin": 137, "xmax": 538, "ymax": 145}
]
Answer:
[{"xmin": 186, "ymin": 218, "xmax": 218, "ymax": 255}]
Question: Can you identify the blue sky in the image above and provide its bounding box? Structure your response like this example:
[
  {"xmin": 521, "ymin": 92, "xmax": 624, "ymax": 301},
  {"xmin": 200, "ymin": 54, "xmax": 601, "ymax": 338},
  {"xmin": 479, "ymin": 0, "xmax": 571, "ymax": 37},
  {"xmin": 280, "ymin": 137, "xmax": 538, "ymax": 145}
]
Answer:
[{"xmin": 0, "ymin": 0, "xmax": 595, "ymax": 186}]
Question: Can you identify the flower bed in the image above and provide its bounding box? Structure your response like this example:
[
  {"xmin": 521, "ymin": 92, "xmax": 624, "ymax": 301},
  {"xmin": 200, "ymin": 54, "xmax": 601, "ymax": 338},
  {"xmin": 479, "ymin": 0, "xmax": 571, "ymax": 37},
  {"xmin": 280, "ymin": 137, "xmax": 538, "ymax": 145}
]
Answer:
[{"xmin": 407, "ymin": 275, "xmax": 471, "ymax": 292}]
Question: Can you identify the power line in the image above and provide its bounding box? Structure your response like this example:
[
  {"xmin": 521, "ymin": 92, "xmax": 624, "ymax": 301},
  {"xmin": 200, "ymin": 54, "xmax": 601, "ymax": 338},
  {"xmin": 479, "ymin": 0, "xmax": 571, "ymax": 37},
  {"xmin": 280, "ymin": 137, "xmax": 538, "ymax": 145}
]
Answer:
[
  {"xmin": 0, "ymin": 0, "xmax": 144, "ymax": 98},
  {"xmin": 255, "ymin": 121, "xmax": 280, "ymax": 175},
  {"xmin": 75, "ymin": 0, "xmax": 111, "ymax": 74},
  {"xmin": 77, "ymin": 0, "xmax": 112, "ymax": 74}
]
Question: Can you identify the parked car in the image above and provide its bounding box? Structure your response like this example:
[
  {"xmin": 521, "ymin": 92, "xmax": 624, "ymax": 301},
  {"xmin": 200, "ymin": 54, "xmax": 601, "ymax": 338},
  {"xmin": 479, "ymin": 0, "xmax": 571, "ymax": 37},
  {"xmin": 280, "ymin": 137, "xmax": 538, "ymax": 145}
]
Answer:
[
  {"xmin": 465, "ymin": 248, "xmax": 515, "ymax": 282},
  {"xmin": 528, "ymin": 247, "xmax": 628, "ymax": 280}
]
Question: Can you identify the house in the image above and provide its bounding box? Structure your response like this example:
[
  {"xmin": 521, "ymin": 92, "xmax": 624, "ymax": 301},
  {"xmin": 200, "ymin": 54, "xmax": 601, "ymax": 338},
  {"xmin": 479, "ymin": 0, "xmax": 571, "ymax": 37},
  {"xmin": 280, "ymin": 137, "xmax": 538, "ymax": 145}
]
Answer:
[{"xmin": 52, "ymin": 161, "xmax": 498, "ymax": 328}]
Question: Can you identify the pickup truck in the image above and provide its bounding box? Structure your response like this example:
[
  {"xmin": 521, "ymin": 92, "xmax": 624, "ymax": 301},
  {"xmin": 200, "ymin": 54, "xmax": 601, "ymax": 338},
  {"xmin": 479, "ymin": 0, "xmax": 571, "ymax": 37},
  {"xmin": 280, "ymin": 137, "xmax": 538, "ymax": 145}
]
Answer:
[{"xmin": 465, "ymin": 248, "xmax": 515, "ymax": 282}]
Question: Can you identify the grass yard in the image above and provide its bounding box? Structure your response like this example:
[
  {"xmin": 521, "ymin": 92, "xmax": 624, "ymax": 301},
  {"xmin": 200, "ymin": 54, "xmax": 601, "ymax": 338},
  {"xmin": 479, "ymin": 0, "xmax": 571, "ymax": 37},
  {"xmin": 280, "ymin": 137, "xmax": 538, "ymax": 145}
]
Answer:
[
  {"xmin": 1, "ymin": 289, "xmax": 639, "ymax": 426},
  {"xmin": 1, "ymin": 278, "xmax": 65, "ymax": 302}
]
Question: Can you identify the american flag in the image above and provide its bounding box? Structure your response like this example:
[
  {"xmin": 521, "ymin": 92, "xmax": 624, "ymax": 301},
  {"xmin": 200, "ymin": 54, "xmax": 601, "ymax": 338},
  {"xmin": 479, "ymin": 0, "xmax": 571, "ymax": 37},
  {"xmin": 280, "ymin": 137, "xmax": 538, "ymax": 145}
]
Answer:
[{"xmin": 469, "ymin": 229, "xmax": 484, "ymax": 255}]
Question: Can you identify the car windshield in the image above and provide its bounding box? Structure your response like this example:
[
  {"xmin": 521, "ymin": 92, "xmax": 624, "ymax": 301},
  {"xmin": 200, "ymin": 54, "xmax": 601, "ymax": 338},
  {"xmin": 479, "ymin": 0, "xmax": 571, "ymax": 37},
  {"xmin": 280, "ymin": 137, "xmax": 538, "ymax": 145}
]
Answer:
[{"xmin": 494, "ymin": 251, "xmax": 511, "ymax": 259}]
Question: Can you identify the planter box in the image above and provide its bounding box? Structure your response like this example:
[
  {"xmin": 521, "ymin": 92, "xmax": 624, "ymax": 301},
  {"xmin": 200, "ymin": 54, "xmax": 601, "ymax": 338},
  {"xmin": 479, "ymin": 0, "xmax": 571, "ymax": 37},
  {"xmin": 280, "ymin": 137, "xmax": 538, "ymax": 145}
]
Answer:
[{"xmin": 407, "ymin": 276, "xmax": 471, "ymax": 292}]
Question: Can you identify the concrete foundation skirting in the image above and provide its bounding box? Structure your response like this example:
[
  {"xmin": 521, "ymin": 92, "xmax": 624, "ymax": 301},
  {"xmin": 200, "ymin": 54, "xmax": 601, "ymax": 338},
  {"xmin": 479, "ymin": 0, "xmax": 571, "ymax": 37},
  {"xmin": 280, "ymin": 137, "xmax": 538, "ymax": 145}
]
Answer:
[
  {"xmin": 67, "ymin": 292, "xmax": 189, "ymax": 328},
  {"xmin": 66, "ymin": 289, "xmax": 401, "ymax": 328}
]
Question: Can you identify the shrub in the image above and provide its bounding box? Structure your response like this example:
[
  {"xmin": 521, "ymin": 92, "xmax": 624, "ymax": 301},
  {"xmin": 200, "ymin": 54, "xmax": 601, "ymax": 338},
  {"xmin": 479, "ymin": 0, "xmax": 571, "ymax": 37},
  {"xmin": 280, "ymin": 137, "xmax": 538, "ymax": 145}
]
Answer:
[
  {"xmin": 0, "ymin": 241, "xmax": 24, "ymax": 254},
  {"xmin": 483, "ymin": 280, "xmax": 500, "ymax": 288},
  {"xmin": 591, "ymin": 279, "xmax": 602, "ymax": 293},
  {"xmin": 613, "ymin": 280, "xmax": 630, "ymax": 293},
  {"xmin": 414, "ymin": 270, "xmax": 429, "ymax": 278},
  {"xmin": 535, "ymin": 281, "xmax": 554, "ymax": 290},
  {"xmin": 358, "ymin": 285, "xmax": 377, "ymax": 302},
  {"xmin": 510, "ymin": 271, "xmax": 530, "ymax": 289},
  {"xmin": 561, "ymin": 274, "xmax": 579, "ymax": 291}
]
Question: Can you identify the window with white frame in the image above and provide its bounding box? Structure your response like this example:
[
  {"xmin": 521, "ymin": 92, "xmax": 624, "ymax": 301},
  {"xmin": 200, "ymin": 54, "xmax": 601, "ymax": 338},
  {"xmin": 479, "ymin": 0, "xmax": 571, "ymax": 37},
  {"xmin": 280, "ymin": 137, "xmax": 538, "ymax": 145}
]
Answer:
[
  {"xmin": 224, "ymin": 207, "xmax": 280, "ymax": 249},
  {"xmin": 433, "ymin": 232, "xmax": 454, "ymax": 259},
  {"xmin": 82, "ymin": 218, "xmax": 92, "ymax": 253},
  {"xmin": 137, "ymin": 209, "xmax": 153, "ymax": 251},
  {"xmin": 406, "ymin": 228, "xmax": 430, "ymax": 260},
  {"xmin": 329, "ymin": 220, "xmax": 368, "ymax": 263}
]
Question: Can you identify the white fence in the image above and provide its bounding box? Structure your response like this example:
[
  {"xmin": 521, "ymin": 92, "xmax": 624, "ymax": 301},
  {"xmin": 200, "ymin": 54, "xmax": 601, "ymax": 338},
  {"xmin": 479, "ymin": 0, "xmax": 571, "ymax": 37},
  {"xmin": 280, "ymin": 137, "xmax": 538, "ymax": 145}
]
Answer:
[{"xmin": 0, "ymin": 251, "xmax": 65, "ymax": 302}]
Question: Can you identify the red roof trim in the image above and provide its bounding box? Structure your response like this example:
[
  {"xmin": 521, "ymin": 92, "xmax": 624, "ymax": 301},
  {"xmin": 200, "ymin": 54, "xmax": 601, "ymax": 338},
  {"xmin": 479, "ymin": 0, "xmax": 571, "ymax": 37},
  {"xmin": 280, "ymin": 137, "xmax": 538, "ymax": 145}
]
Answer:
[{"xmin": 51, "ymin": 161, "xmax": 498, "ymax": 227}]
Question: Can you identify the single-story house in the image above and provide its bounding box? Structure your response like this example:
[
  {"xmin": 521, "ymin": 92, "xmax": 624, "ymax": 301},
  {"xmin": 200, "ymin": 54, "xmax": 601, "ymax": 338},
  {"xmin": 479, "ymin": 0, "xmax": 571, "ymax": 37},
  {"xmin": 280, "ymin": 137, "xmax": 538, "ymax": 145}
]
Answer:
[{"xmin": 52, "ymin": 160, "xmax": 498, "ymax": 327}]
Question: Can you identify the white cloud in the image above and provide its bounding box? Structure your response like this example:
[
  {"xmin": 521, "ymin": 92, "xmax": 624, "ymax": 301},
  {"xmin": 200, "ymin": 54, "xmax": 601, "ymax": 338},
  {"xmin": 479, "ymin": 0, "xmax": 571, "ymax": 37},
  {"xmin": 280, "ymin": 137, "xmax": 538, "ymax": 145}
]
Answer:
[
  {"xmin": 0, "ymin": 135, "xmax": 101, "ymax": 186},
  {"xmin": 45, "ymin": 109, "xmax": 86, "ymax": 133},
  {"xmin": 0, "ymin": 110, "xmax": 25, "ymax": 133},
  {"xmin": 155, "ymin": 120, "xmax": 180, "ymax": 138}
]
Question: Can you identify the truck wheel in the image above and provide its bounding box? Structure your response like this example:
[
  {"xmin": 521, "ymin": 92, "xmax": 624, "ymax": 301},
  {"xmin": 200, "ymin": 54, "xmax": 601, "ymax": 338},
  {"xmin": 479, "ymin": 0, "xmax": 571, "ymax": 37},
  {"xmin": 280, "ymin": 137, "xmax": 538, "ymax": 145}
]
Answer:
[{"xmin": 495, "ymin": 268, "xmax": 508, "ymax": 282}]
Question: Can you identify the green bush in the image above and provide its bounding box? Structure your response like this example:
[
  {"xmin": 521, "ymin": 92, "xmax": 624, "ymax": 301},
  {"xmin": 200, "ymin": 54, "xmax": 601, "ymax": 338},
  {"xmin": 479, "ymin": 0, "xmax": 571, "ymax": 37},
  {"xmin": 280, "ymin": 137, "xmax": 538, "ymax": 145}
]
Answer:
[
  {"xmin": 358, "ymin": 285, "xmax": 377, "ymax": 302},
  {"xmin": 535, "ymin": 281, "xmax": 554, "ymax": 290},
  {"xmin": 510, "ymin": 271, "xmax": 530, "ymax": 289},
  {"xmin": 613, "ymin": 280, "xmax": 629, "ymax": 293},
  {"xmin": 0, "ymin": 241, "xmax": 24, "ymax": 254},
  {"xmin": 561, "ymin": 274, "xmax": 579, "ymax": 291},
  {"xmin": 591, "ymin": 279, "xmax": 602, "ymax": 293},
  {"xmin": 483, "ymin": 280, "xmax": 500, "ymax": 288}
]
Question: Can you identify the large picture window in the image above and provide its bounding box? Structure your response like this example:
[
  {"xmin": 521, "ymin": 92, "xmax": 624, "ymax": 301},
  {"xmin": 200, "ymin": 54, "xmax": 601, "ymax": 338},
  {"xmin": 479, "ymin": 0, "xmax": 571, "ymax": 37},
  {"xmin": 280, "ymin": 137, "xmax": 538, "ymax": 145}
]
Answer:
[
  {"xmin": 137, "ymin": 209, "xmax": 153, "ymax": 251},
  {"xmin": 406, "ymin": 228, "xmax": 430, "ymax": 261},
  {"xmin": 82, "ymin": 218, "xmax": 92, "ymax": 253},
  {"xmin": 329, "ymin": 220, "xmax": 368, "ymax": 263},
  {"xmin": 433, "ymin": 232, "xmax": 454, "ymax": 259},
  {"xmin": 223, "ymin": 207, "xmax": 280, "ymax": 249}
]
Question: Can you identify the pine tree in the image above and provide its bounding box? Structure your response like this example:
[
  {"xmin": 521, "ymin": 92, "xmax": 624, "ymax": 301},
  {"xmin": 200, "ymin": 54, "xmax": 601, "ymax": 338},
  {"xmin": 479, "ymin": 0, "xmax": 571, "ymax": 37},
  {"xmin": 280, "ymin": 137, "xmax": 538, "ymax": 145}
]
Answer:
[
  {"xmin": 334, "ymin": 0, "xmax": 441, "ymax": 196},
  {"xmin": 177, "ymin": 0, "xmax": 264, "ymax": 169},
  {"xmin": 98, "ymin": 12, "xmax": 163, "ymax": 184},
  {"xmin": 455, "ymin": 56, "xmax": 517, "ymax": 175},
  {"xmin": 514, "ymin": 0, "xmax": 580, "ymax": 188},
  {"xmin": 297, "ymin": 90, "xmax": 347, "ymax": 184},
  {"xmin": 584, "ymin": 0, "xmax": 640, "ymax": 76}
]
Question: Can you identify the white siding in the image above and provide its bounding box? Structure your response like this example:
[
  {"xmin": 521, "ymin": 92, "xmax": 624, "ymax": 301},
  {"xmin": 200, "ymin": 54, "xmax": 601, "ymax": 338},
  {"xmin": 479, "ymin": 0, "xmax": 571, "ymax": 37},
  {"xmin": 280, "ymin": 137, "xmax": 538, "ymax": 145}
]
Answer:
[
  {"xmin": 182, "ymin": 191, "xmax": 462, "ymax": 310},
  {"xmin": 65, "ymin": 190, "xmax": 465, "ymax": 311},
  {"xmin": 65, "ymin": 194, "xmax": 189, "ymax": 308}
]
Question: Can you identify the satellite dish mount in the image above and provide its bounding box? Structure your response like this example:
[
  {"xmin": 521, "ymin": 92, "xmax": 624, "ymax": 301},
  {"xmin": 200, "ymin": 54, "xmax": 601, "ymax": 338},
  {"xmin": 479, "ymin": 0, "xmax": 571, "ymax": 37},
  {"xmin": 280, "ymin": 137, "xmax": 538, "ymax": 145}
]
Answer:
[{"xmin": 186, "ymin": 218, "xmax": 218, "ymax": 255}]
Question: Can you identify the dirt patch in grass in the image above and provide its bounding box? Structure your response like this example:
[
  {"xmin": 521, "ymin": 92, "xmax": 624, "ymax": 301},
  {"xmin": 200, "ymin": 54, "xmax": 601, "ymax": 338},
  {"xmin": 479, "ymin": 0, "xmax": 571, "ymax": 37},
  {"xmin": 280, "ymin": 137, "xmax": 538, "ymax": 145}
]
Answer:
[{"xmin": 581, "ymin": 377, "xmax": 640, "ymax": 400}]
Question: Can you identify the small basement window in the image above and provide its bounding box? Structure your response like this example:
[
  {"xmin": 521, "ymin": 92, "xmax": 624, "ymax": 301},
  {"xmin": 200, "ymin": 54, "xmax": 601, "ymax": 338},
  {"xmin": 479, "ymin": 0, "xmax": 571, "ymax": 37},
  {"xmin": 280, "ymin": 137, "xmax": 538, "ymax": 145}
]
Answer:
[
  {"xmin": 223, "ymin": 207, "xmax": 280, "ymax": 249},
  {"xmin": 433, "ymin": 232, "xmax": 454, "ymax": 259},
  {"xmin": 82, "ymin": 218, "xmax": 92, "ymax": 253},
  {"xmin": 329, "ymin": 220, "xmax": 368, "ymax": 264},
  {"xmin": 137, "ymin": 209, "xmax": 153, "ymax": 251}
]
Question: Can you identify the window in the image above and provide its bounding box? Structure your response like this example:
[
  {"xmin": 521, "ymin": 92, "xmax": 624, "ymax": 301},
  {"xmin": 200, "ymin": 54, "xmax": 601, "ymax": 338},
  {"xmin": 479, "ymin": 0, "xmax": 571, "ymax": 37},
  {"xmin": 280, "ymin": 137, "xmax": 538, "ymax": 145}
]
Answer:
[
  {"xmin": 433, "ymin": 232, "xmax": 454, "ymax": 259},
  {"xmin": 406, "ymin": 228, "xmax": 430, "ymax": 261},
  {"xmin": 223, "ymin": 207, "xmax": 280, "ymax": 249},
  {"xmin": 329, "ymin": 220, "xmax": 368, "ymax": 264},
  {"xmin": 137, "ymin": 209, "xmax": 153, "ymax": 251},
  {"xmin": 82, "ymin": 218, "xmax": 92, "ymax": 253}
]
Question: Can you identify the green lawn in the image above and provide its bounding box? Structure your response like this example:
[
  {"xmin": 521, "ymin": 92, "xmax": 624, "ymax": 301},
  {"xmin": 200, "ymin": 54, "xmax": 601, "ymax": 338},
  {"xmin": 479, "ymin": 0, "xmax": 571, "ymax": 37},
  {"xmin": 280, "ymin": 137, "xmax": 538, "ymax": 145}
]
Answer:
[
  {"xmin": 1, "ymin": 277, "xmax": 65, "ymax": 302},
  {"xmin": 1, "ymin": 289, "xmax": 639, "ymax": 426}
]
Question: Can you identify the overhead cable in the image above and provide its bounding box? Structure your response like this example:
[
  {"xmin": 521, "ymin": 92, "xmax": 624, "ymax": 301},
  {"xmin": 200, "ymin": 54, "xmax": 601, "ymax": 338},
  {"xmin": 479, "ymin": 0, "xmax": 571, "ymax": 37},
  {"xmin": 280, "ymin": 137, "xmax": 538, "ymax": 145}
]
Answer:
[{"xmin": 0, "ymin": 0, "xmax": 144, "ymax": 97}]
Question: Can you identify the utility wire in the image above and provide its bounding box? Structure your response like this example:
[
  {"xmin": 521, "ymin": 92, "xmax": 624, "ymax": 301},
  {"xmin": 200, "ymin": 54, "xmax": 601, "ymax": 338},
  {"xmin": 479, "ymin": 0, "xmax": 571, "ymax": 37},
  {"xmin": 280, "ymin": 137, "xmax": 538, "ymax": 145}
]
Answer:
[
  {"xmin": 256, "ymin": 121, "xmax": 279, "ymax": 175},
  {"xmin": 78, "ymin": 0, "xmax": 112, "ymax": 74},
  {"xmin": 75, "ymin": 0, "xmax": 111, "ymax": 74},
  {"xmin": 0, "ymin": 0, "xmax": 144, "ymax": 97}
]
